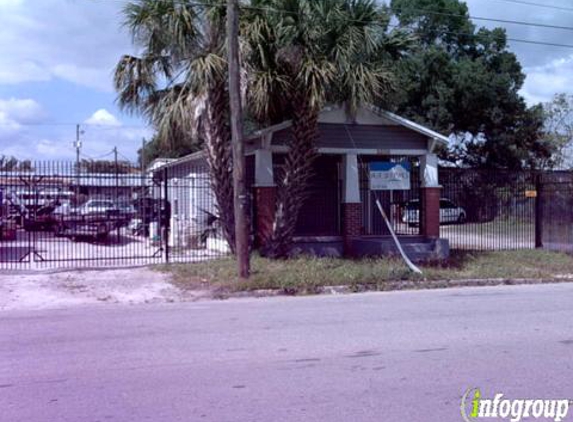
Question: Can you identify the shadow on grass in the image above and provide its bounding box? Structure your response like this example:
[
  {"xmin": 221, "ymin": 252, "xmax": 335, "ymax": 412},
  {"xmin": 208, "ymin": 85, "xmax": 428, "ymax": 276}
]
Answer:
[{"xmin": 422, "ymin": 250, "xmax": 484, "ymax": 270}]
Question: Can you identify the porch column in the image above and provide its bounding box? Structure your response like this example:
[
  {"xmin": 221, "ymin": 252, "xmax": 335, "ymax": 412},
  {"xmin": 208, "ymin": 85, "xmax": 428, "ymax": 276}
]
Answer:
[
  {"xmin": 420, "ymin": 153, "xmax": 441, "ymax": 239},
  {"xmin": 254, "ymin": 149, "xmax": 276, "ymax": 247},
  {"xmin": 342, "ymin": 153, "xmax": 362, "ymax": 256}
]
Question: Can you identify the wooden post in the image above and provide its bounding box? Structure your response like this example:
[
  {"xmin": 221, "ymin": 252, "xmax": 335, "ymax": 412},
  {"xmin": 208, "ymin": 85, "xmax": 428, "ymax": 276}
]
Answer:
[{"xmin": 227, "ymin": 0, "xmax": 250, "ymax": 278}]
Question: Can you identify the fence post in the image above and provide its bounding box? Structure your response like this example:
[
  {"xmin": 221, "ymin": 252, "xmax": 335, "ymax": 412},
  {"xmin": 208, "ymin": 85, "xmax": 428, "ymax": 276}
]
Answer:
[
  {"xmin": 535, "ymin": 173, "xmax": 543, "ymax": 249},
  {"xmin": 163, "ymin": 167, "xmax": 170, "ymax": 263}
]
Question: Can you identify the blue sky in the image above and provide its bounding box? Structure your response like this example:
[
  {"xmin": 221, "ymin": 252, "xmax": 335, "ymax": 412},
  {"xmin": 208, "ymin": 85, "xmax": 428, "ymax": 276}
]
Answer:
[{"xmin": 0, "ymin": 0, "xmax": 573, "ymax": 161}]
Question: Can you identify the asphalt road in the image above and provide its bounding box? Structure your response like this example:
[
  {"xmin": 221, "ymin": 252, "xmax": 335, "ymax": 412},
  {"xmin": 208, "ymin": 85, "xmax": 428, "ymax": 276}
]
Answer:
[{"xmin": 2, "ymin": 283, "xmax": 573, "ymax": 422}]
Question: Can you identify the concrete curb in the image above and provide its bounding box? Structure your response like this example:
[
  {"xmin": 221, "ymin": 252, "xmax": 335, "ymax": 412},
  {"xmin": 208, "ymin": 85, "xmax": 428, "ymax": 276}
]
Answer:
[{"xmin": 218, "ymin": 277, "xmax": 573, "ymax": 299}]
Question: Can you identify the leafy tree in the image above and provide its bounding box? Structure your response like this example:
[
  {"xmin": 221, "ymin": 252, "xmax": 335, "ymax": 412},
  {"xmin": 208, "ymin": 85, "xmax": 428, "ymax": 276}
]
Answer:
[
  {"xmin": 79, "ymin": 160, "xmax": 135, "ymax": 174},
  {"xmin": 114, "ymin": 0, "xmax": 237, "ymax": 252},
  {"xmin": 0, "ymin": 156, "xmax": 32, "ymax": 172},
  {"xmin": 244, "ymin": 0, "xmax": 411, "ymax": 257},
  {"xmin": 542, "ymin": 93, "xmax": 573, "ymax": 169},
  {"xmin": 390, "ymin": 0, "xmax": 549, "ymax": 170},
  {"xmin": 392, "ymin": 0, "xmax": 475, "ymax": 52},
  {"xmin": 138, "ymin": 134, "xmax": 202, "ymax": 169}
]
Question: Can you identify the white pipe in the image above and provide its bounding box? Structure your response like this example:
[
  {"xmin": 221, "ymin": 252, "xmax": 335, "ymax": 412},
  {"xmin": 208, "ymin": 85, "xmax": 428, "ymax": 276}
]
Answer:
[{"xmin": 375, "ymin": 198, "xmax": 423, "ymax": 275}]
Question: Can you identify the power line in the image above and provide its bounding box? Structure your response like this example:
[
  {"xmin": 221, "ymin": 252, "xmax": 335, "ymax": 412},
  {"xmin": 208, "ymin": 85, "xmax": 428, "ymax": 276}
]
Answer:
[
  {"xmin": 0, "ymin": 122, "xmax": 150, "ymax": 128},
  {"xmin": 117, "ymin": 150, "xmax": 134, "ymax": 162},
  {"xmin": 483, "ymin": 0, "xmax": 573, "ymax": 13},
  {"xmin": 82, "ymin": 150, "xmax": 116, "ymax": 160},
  {"xmin": 92, "ymin": 0, "xmax": 573, "ymax": 49},
  {"xmin": 94, "ymin": 0, "xmax": 573, "ymax": 28},
  {"xmin": 84, "ymin": 123, "xmax": 149, "ymax": 129},
  {"xmin": 393, "ymin": 6, "xmax": 573, "ymax": 32},
  {"xmin": 80, "ymin": 149, "xmax": 134, "ymax": 162},
  {"xmin": 390, "ymin": 22, "xmax": 573, "ymax": 49}
]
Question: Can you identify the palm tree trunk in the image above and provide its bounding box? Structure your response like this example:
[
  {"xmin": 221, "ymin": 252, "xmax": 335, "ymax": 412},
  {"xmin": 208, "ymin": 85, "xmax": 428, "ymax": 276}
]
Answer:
[
  {"xmin": 263, "ymin": 96, "xmax": 319, "ymax": 258},
  {"xmin": 204, "ymin": 78, "xmax": 236, "ymax": 254}
]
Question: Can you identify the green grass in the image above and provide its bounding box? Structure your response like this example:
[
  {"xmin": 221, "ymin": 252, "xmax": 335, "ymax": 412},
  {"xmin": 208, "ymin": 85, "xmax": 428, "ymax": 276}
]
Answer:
[{"xmin": 159, "ymin": 250, "xmax": 573, "ymax": 296}]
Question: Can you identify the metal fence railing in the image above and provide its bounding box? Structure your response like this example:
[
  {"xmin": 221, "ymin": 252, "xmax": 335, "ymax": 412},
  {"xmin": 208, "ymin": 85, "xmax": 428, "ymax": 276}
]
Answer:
[
  {"xmin": 1, "ymin": 159, "xmax": 572, "ymax": 269},
  {"xmin": 0, "ymin": 160, "xmax": 229, "ymax": 270},
  {"xmin": 538, "ymin": 172, "xmax": 573, "ymax": 253},
  {"xmin": 439, "ymin": 169, "xmax": 537, "ymax": 251}
]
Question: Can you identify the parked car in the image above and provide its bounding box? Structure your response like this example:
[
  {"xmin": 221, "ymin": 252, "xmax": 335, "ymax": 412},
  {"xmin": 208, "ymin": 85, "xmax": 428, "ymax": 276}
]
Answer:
[
  {"xmin": 79, "ymin": 199, "xmax": 119, "ymax": 216},
  {"xmin": 116, "ymin": 202, "xmax": 136, "ymax": 219},
  {"xmin": 402, "ymin": 198, "xmax": 467, "ymax": 225},
  {"xmin": 53, "ymin": 202, "xmax": 77, "ymax": 216}
]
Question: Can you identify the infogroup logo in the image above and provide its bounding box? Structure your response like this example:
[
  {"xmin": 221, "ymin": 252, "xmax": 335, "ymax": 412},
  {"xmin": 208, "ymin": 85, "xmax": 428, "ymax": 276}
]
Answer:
[{"xmin": 461, "ymin": 388, "xmax": 571, "ymax": 422}]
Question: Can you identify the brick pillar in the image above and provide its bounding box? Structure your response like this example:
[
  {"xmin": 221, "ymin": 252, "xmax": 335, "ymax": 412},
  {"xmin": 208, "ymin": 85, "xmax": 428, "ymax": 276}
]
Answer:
[
  {"xmin": 421, "ymin": 187, "xmax": 441, "ymax": 239},
  {"xmin": 342, "ymin": 203, "xmax": 362, "ymax": 256},
  {"xmin": 254, "ymin": 186, "xmax": 276, "ymax": 247}
]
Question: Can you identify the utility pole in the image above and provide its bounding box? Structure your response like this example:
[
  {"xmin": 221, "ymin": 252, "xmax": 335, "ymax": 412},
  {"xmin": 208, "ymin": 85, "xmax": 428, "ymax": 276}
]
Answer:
[
  {"xmin": 141, "ymin": 138, "xmax": 146, "ymax": 199},
  {"xmin": 140, "ymin": 138, "xmax": 146, "ymax": 174},
  {"xmin": 75, "ymin": 124, "xmax": 83, "ymax": 194},
  {"xmin": 227, "ymin": 0, "xmax": 250, "ymax": 278},
  {"xmin": 113, "ymin": 146, "xmax": 119, "ymax": 198},
  {"xmin": 75, "ymin": 124, "xmax": 81, "ymax": 170},
  {"xmin": 113, "ymin": 146, "xmax": 120, "ymax": 242}
]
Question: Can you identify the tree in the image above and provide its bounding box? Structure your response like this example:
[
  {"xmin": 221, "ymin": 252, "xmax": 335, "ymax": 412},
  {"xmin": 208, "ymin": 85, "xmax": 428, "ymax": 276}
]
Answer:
[
  {"xmin": 390, "ymin": 0, "xmax": 550, "ymax": 170},
  {"xmin": 80, "ymin": 159, "xmax": 135, "ymax": 174},
  {"xmin": 542, "ymin": 93, "xmax": 573, "ymax": 169},
  {"xmin": 138, "ymin": 134, "xmax": 202, "ymax": 169},
  {"xmin": 243, "ymin": 0, "xmax": 411, "ymax": 257},
  {"xmin": 114, "ymin": 0, "xmax": 237, "ymax": 253},
  {"xmin": 0, "ymin": 156, "xmax": 32, "ymax": 172}
]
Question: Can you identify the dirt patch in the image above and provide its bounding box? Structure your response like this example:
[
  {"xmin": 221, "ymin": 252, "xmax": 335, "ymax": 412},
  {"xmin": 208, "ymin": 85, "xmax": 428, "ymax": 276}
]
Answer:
[{"xmin": 0, "ymin": 268, "xmax": 208, "ymax": 311}]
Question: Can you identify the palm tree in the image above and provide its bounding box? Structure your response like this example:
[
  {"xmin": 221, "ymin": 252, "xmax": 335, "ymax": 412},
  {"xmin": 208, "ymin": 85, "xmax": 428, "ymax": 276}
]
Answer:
[
  {"xmin": 243, "ymin": 0, "xmax": 413, "ymax": 257},
  {"xmin": 114, "ymin": 0, "xmax": 237, "ymax": 253}
]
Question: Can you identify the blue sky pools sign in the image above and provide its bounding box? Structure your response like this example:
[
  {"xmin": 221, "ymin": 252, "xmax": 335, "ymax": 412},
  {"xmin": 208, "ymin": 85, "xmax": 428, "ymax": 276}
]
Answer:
[{"xmin": 369, "ymin": 162, "xmax": 411, "ymax": 191}]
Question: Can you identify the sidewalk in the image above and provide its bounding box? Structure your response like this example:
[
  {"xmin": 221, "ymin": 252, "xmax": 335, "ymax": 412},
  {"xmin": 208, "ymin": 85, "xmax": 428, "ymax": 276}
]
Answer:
[{"xmin": 0, "ymin": 268, "xmax": 188, "ymax": 311}]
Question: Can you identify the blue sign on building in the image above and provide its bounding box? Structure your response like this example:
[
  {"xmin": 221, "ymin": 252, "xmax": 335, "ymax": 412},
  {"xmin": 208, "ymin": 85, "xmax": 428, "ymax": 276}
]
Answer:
[{"xmin": 369, "ymin": 161, "xmax": 411, "ymax": 191}]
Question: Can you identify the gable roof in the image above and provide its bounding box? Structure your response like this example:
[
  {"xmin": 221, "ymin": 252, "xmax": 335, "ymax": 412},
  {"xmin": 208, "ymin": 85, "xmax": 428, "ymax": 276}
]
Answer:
[
  {"xmin": 248, "ymin": 105, "xmax": 449, "ymax": 146},
  {"xmin": 147, "ymin": 151, "xmax": 206, "ymax": 173},
  {"xmin": 369, "ymin": 107, "xmax": 450, "ymax": 145},
  {"xmin": 152, "ymin": 106, "xmax": 449, "ymax": 172}
]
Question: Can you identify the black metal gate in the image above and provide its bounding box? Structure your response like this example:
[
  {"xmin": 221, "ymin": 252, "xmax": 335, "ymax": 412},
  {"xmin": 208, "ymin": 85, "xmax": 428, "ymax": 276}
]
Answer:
[
  {"xmin": 359, "ymin": 156, "xmax": 422, "ymax": 237},
  {"xmin": 439, "ymin": 169, "xmax": 537, "ymax": 250},
  {"xmin": 538, "ymin": 172, "xmax": 573, "ymax": 252},
  {"xmin": 359, "ymin": 165, "xmax": 558, "ymax": 252},
  {"xmin": 0, "ymin": 161, "xmax": 227, "ymax": 270}
]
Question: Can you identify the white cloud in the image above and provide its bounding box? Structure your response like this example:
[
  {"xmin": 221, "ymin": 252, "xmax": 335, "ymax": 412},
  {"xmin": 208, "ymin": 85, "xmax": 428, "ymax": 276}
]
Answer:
[
  {"xmin": 0, "ymin": 60, "xmax": 49, "ymax": 84},
  {"xmin": 0, "ymin": 97, "xmax": 49, "ymax": 158},
  {"xmin": 79, "ymin": 109, "xmax": 152, "ymax": 160},
  {"xmin": 0, "ymin": 97, "xmax": 46, "ymax": 144},
  {"xmin": 0, "ymin": 111, "xmax": 21, "ymax": 137},
  {"xmin": 521, "ymin": 55, "xmax": 573, "ymax": 105},
  {"xmin": 35, "ymin": 139, "xmax": 63, "ymax": 159},
  {"xmin": 0, "ymin": 105, "xmax": 151, "ymax": 161},
  {"xmin": 0, "ymin": 98, "xmax": 46, "ymax": 123},
  {"xmin": 51, "ymin": 64, "xmax": 115, "ymax": 93},
  {"xmin": 0, "ymin": 0, "xmax": 133, "ymax": 91},
  {"xmin": 84, "ymin": 109, "xmax": 122, "ymax": 127}
]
